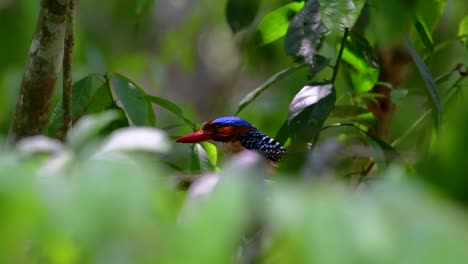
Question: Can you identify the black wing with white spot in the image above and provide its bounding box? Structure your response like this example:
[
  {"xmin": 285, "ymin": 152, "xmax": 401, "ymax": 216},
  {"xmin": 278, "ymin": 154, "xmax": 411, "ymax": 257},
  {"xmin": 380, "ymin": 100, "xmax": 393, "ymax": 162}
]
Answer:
[{"xmin": 237, "ymin": 129, "xmax": 286, "ymax": 163}]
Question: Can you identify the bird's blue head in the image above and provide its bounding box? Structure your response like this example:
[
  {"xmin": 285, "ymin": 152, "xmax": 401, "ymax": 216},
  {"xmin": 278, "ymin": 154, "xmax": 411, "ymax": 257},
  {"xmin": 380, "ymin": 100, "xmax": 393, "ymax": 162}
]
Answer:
[
  {"xmin": 176, "ymin": 116, "xmax": 256, "ymax": 143},
  {"xmin": 210, "ymin": 116, "xmax": 253, "ymax": 127}
]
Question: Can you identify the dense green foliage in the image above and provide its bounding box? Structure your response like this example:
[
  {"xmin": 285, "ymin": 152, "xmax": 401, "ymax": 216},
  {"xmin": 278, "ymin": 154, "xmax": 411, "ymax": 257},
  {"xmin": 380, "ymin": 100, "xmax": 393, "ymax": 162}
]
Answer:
[{"xmin": 0, "ymin": 0, "xmax": 468, "ymax": 262}]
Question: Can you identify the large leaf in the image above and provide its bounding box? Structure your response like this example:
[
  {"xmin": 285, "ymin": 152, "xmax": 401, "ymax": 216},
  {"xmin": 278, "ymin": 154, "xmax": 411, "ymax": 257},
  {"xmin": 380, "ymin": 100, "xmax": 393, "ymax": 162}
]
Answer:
[
  {"xmin": 342, "ymin": 32, "xmax": 379, "ymax": 94},
  {"xmin": 319, "ymin": 0, "xmax": 365, "ymax": 33},
  {"xmin": 46, "ymin": 74, "xmax": 114, "ymax": 138},
  {"xmin": 404, "ymin": 37, "xmax": 442, "ymax": 130},
  {"xmin": 110, "ymin": 73, "xmax": 151, "ymax": 126},
  {"xmin": 226, "ymin": 0, "xmax": 260, "ymax": 33},
  {"xmin": 146, "ymin": 95, "xmax": 195, "ymax": 127},
  {"xmin": 284, "ymin": 0, "xmax": 328, "ymax": 67},
  {"xmin": 288, "ymin": 83, "xmax": 336, "ymax": 143},
  {"xmin": 256, "ymin": 1, "xmax": 305, "ymax": 46}
]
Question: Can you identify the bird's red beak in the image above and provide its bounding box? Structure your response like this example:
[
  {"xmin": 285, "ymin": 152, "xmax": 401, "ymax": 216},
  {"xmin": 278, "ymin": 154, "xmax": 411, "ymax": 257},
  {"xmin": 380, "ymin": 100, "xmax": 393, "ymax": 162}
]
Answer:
[{"xmin": 176, "ymin": 130, "xmax": 211, "ymax": 143}]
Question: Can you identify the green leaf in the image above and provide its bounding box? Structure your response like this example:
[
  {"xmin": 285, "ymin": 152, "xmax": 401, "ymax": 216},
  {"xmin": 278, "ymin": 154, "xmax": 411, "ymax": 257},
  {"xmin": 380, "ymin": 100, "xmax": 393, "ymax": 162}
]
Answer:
[
  {"xmin": 226, "ymin": 0, "xmax": 260, "ymax": 33},
  {"xmin": 342, "ymin": 32, "xmax": 379, "ymax": 94},
  {"xmin": 288, "ymin": 83, "xmax": 336, "ymax": 143},
  {"xmin": 200, "ymin": 142, "xmax": 218, "ymax": 169},
  {"xmin": 66, "ymin": 110, "xmax": 122, "ymax": 150},
  {"xmin": 459, "ymin": 15, "xmax": 468, "ymax": 46},
  {"xmin": 414, "ymin": 18, "xmax": 434, "ymax": 54},
  {"xmin": 146, "ymin": 102, "xmax": 156, "ymax": 126},
  {"xmin": 404, "ymin": 37, "xmax": 442, "ymax": 131},
  {"xmin": 275, "ymin": 120, "xmax": 290, "ymax": 146},
  {"xmin": 46, "ymin": 74, "xmax": 114, "ymax": 138},
  {"xmin": 110, "ymin": 73, "xmax": 151, "ymax": 126},
  {"xmin": 145, "ymin": 95, "xmax": 195, "ymax": 127},
  {"xmin": 191, "ymin": 143, "xmax": 215, "ymax": 173},
  {"xmin": 235, "ymin": 63, "xmax": 307, "ymax": 115},
  {"xmin": 319, "ymin": 0, "xmax": 365, "ymax": 33},
  {"xmin": 284, "ymin": 0, "xmax": 328, "ymax": 67},
  {"xmin": 256, "ymin": 1, "xmax": 305, "ymax": 46}
]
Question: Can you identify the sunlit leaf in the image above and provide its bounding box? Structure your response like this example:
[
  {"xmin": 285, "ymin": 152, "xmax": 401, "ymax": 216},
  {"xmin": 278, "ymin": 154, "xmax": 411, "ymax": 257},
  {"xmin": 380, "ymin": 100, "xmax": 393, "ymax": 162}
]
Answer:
[
  {"xmin": 284, "ymin": 0, "xmax": 328, "ymax": 67},
  {"xmin": 459, "ymin": 15, "xmax": 468, "ymax": 47},
  {"xmin": 319, "ymin": 0, "xmax": 365, "ymax": 33},
  {"xmin": 191, "ymin": 144, "xmax": 216, "ymax": 173},
  {"xmin": 256, "ymin": 2, "xmax": 305, "ymax": 46},
  {"xmin": 404, "ymin": 37, "xmax": 442, "ymax": 131},
  {"xmin": 200, "ymin": 142, "xmax": 218, "ymax": 169},
  {"xmin": 342, "ymin": 32, "xmax": 379, "ymax": 94},
  {"xmin": 288, "ymin": 83, "xmax": 336, "ymax": 143}
]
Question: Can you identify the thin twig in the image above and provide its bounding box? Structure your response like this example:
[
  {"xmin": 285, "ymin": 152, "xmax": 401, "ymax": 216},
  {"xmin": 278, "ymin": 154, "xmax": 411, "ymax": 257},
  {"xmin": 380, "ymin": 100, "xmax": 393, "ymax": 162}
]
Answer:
[
  {"xmin": 60, "ymin": 0, "xmax": 78, "ymax": 140},
  {"xmin": 331, "ymin": 28, "xmax": 349, "ymax": 84}
]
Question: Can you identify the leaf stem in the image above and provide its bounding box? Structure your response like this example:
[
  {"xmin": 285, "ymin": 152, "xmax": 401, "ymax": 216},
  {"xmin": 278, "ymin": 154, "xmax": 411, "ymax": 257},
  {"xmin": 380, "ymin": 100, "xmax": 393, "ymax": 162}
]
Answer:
[
  {"xmin": 331, "ymin": 28, "xmax": 349, "ymax": 84},
  {"xmin": 235, "ymin": 63, "xmax": 306, "ymax": 115}
]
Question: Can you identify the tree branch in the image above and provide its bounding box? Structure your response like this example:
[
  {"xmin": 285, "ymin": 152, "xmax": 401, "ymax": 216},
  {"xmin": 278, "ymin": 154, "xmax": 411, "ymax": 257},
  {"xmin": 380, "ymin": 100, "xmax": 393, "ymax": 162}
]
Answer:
[
  {"xmin": 59, "ymin": 0, "xmax": 77, "ymax": 140},
  {"xmin": 9, "ymin": 0, "xmax": 69, "ymax": 143}
]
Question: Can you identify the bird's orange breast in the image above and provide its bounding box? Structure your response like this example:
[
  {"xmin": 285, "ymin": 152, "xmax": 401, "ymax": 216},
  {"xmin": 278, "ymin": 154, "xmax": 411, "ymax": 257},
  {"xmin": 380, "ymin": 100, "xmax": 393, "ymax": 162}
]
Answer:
[{"xmin": 223, "ymin": 140, "xmax": 246, "ymax": 154}]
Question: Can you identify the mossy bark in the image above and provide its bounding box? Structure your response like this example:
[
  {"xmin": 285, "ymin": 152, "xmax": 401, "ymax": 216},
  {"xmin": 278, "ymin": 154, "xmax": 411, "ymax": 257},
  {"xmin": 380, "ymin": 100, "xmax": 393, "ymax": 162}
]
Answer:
[{"xmin": 10, "ymin": 0, "xmax": 69, "ymax": 143}]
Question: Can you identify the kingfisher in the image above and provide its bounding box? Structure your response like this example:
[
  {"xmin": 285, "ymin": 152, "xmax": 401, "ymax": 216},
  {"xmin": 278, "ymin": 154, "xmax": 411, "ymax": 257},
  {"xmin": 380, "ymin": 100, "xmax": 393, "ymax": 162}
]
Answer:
[{"xmin": 176, "ymin": 116, "xmax": 286, "ymax": 163}]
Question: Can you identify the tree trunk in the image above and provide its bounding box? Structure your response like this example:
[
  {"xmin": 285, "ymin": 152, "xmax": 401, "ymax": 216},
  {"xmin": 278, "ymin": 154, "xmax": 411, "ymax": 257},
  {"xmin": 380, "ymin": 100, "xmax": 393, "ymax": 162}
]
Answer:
[{"xmin": 9, "ymin": 0, "xmax": 69, "ymax": 143}]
